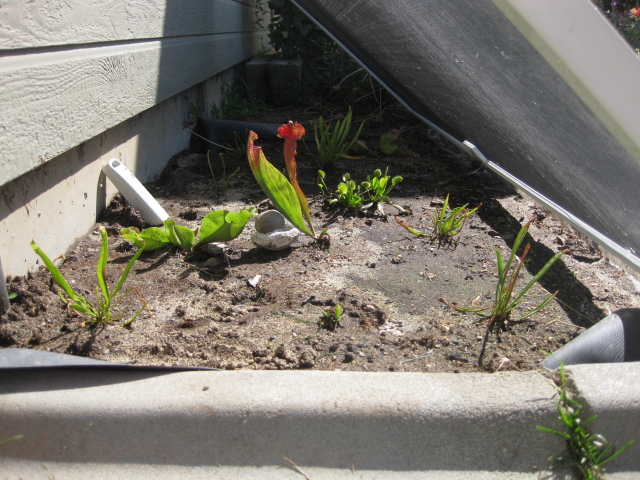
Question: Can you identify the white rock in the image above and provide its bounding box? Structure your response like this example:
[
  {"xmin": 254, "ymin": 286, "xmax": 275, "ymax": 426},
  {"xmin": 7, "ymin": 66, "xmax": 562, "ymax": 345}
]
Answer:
[
  {"xmin": 204, "ymin": 243, "xmax": 226, "ymax": 255},
  {"xmin": 251, "ymin": 227, "xmax": 299, "ymax": 250},
  {"xmin": 255, "ymin": 210, "xmax": 285, "ymax": 233}
]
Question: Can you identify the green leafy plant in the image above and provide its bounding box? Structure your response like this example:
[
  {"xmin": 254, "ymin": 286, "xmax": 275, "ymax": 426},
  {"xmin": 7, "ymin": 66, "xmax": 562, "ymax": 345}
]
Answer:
[
  {"xmin": 319, "ymin": 303, "xmax": 342, "ymax": 331},
  {"xmin": 31, "ymin": 226, "xmax": 146, "ymax": 326},
  {"xmin": 248, "ymin": 124, "xmax": 329, "ymax": 241},
  {"xmin": 360, "ymin": 167, "xmax": 403, "ymax": 205},
  {"xmin": 313, "ymin": 107, "xmax": 365, "ymax": 167},
  {"xmin": 121, "ymin": 207, "xmax": 258, "ymax": 253},
  {"xmin": 319, "ymin": 171, "xmax": 364, "ymax": 210},
  {"xmin": 266, "ymin": 0, "xmax": 389, "ymax": 108},
  {"xmin": 538, "ymin": 362, "xmax": 634, "ymax": 479},
  {"xmin": 440, "ymin": 218, "xmax": 566, "ymax": 366},
  {"xmin": 379, "ymin": 129, "xmax": 402, "ymax": 155},
  {"xmin": 318, "ymin": 168, "xmax": 403, "ymax": 214},
  {"xmin": 395, "ymin": 194, "xmax": 480, "ymax": 245}
]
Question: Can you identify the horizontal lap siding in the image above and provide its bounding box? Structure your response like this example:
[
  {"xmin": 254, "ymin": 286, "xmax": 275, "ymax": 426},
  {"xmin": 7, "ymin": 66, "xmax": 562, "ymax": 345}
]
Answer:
[{"xmin": 0, "ymin": 0, "xmax": 268, "ymax": 186}]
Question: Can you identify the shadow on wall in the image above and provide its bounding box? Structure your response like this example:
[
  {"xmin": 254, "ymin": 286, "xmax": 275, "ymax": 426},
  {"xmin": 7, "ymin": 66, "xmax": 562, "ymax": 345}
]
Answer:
[{"xmin": 0, "ymin": 110, "xmax": 164, "ymax": 227}]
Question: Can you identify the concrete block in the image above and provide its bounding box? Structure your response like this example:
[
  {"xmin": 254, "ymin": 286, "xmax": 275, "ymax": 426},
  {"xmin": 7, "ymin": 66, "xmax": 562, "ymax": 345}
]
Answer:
[
  {"xmin": 245, "ymin": 57, "xmax": 270, "ymax": 98},
  {"xmin": 268, "ymin": 59, "xmax": 302, "ymax": 106}
]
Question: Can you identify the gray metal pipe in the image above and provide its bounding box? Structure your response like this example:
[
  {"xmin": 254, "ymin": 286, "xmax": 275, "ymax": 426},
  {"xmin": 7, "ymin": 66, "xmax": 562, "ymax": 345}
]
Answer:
[{"xmin": 541, "ymin": 308, "xmax": 640, "ymax": 369}]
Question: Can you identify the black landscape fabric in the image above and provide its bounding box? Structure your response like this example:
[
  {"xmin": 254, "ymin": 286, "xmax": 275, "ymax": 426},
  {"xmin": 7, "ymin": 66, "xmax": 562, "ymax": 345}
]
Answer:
[{"xmin": 291, "ymin": 0, "xmax": 640, "ymax": 271}]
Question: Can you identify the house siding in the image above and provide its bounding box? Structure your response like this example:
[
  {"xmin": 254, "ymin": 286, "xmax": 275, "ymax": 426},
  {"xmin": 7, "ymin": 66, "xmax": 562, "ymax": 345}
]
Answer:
[
  {"xmin": 0, "ymin": 0, "xmax": 269, "ymax": 275},
  {"xmin": 0, "ymin": 0, "xmax": 269, "ymax": 186}
]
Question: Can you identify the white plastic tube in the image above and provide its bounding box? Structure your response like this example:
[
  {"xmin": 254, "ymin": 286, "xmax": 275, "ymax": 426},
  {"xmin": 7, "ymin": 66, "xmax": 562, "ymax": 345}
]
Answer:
[{"xmin": 102, "ymin": 159, "xmax": 169, "ymax": 226}]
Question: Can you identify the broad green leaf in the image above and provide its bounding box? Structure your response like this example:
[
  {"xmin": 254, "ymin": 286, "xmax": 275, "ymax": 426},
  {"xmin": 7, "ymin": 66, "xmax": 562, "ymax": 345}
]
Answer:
[
  {"xmin": 121, "ymin": 226, "xmax": 170, "ymax": 251},
  {"xmin": 164, "ymin": 219, "xmax": 196, "ymax": 252},
  {"xmin": 197, "ymin": 207, "xmax": 257, "ymax": 245},
  {"xmin": 120, "ymin": 227, "xmax": 145, "ymax": 249}
]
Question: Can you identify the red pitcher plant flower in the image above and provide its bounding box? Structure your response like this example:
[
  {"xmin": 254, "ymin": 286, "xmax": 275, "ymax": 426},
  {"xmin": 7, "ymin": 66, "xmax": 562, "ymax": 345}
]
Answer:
[
  {"xmin": 247, "ymin": 130, "xmax": 315, "ymax": 238},
  {"xmin": 277, "ymin": 121, "xmax": 315, "ymax": 237}
]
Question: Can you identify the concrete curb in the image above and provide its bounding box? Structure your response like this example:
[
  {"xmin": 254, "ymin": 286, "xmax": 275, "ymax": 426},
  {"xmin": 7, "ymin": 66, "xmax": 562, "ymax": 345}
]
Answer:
[{"xmin": 0, "ymin": 366, "xmax": 638, "ymax": 479}]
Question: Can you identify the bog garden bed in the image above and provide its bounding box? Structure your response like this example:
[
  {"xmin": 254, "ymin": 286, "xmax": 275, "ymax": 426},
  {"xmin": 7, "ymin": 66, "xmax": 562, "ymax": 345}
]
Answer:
[{"xmin": 3, "ymin": 107, "xmax": 639, "ymax": 373}]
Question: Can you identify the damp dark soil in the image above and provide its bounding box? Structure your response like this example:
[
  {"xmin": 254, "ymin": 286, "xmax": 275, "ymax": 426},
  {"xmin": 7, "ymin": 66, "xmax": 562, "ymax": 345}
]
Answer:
[{"xmin": 3, "ymin": 107, "xmax": 639, "ymax": 373}]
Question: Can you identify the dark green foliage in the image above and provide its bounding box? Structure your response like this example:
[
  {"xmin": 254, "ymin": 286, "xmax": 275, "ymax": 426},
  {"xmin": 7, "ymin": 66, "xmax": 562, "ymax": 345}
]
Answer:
[{"xmin": 266, "ymin": 0, "xmax": 393, "ymax": 108}]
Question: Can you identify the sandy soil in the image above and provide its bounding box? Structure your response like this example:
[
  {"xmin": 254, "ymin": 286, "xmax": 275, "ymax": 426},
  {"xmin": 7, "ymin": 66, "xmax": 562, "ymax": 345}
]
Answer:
[{"xmin": 3, "ymin": 107, "xmax": 639, "ymax": 373}]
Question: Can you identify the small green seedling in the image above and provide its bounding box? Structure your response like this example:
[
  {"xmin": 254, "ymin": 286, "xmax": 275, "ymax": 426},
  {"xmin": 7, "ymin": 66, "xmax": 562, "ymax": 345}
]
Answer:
[
  {"xmin": 121, "ymin": 207, "xmax": 258, "ymax": 253},
  {"xmin": 395, "ymin": 193, "xmax": 480, "ymax": 245},
  {"xmin": 429, "ymin": 194, "xmax": 481, "ymax": 243},
  {"xmin": 538, "ymin": 362, "xmax": 634, "ymax": 479},
  {"xmin": 32, "ymin": 226, "xmax": 146, "ymax": 326},
  {"xmin": 360, "ymin": 167, "xmax": 403, "ymax": 210},
  {"xmin": 319, "ymin": 303, "xmax": 342, "ymax": 331},
  {"xmin": 319, "ymin": 171, "xmax": 364, "ymax": 210},
  {"xmin": 313, "ymin": 107, "xmax": 365, "ymax": 167}
]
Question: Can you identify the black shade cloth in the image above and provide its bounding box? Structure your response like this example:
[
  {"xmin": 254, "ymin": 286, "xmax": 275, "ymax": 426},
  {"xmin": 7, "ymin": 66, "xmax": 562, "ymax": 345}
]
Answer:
[{"xmin": 292, "ymin": 0, "xmax": 640, "ymax": 271}]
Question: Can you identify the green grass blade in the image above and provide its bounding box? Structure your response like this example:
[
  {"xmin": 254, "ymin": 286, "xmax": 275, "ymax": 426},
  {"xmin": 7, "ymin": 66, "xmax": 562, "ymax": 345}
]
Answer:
[
  {"xmin": 0, "ymin": 435, "xmax": 23, "ymax": 446},
  {"xmin": 110, "ymin": 240, "xmax": 145, "ymax": 299},
  {"xmin": 30, "ymin": 240, "xmax": 79, "ymax": 301},
  {"xmin": 536, "ymin": 425, "xmax": 568, "ymax": 438},
  {"xmin": 508, "ymin": 250, "xmax": 566, "ymax": 307},
  {"xmin": 96, "ymin": 226, "xmax": 110, "ymax": 301},
  {"xmin": 515, "ymin": 292, "xmax": 557, "ymax": 320},
  {"xmin": 598, "ymin": 440, "xmax": 635, "ymax": 467}
]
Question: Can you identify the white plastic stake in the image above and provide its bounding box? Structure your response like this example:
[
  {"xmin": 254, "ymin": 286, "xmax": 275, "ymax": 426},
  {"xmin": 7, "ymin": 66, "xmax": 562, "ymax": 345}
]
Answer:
[{"xmin": 102, "ymin": 159, "xmax": 169, "ymax": 226}]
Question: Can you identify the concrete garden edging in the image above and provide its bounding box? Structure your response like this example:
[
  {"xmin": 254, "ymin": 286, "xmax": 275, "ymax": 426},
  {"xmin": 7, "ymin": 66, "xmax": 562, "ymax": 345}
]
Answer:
[{"xmin": 1, "ymin": 363, "xmax": 638, "ymax": 479}]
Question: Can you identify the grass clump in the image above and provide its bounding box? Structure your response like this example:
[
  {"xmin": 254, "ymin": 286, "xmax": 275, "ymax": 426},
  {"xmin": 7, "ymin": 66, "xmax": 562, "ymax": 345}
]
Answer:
[
  {"xmin": 312, "ymin": 107, "xmax": 365, "ymax": 167},
  {"xmin": 428, "ymin": 194, "xmax": 481, "ymax": 244},
  {"xmin": 31, "ymin": 226, "xmax": 146, "ymax": 326},
  {"xmin": 538, "ymin": 362, "xmax": 635, "ymax": 479},
  {"xmin": 395, "ymin": 193, "xmax": 480, "ymax": 246},
  {"xmin": 478, "ymin": 218, "xmax": 566, "ymax": 366},
  {"xmin": 439, "ymin": 218, "xmax": 566, "ymax": 367}
]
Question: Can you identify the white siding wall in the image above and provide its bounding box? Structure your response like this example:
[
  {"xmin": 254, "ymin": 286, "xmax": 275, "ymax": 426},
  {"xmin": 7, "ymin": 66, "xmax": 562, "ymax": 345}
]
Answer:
[
  {"xmin": 0, "ymin": 0, "xmax": 269, "ymax": 275},
  {"xmin": 0, "ymin": 0, "xmax": 269, "ymax": 186}
]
